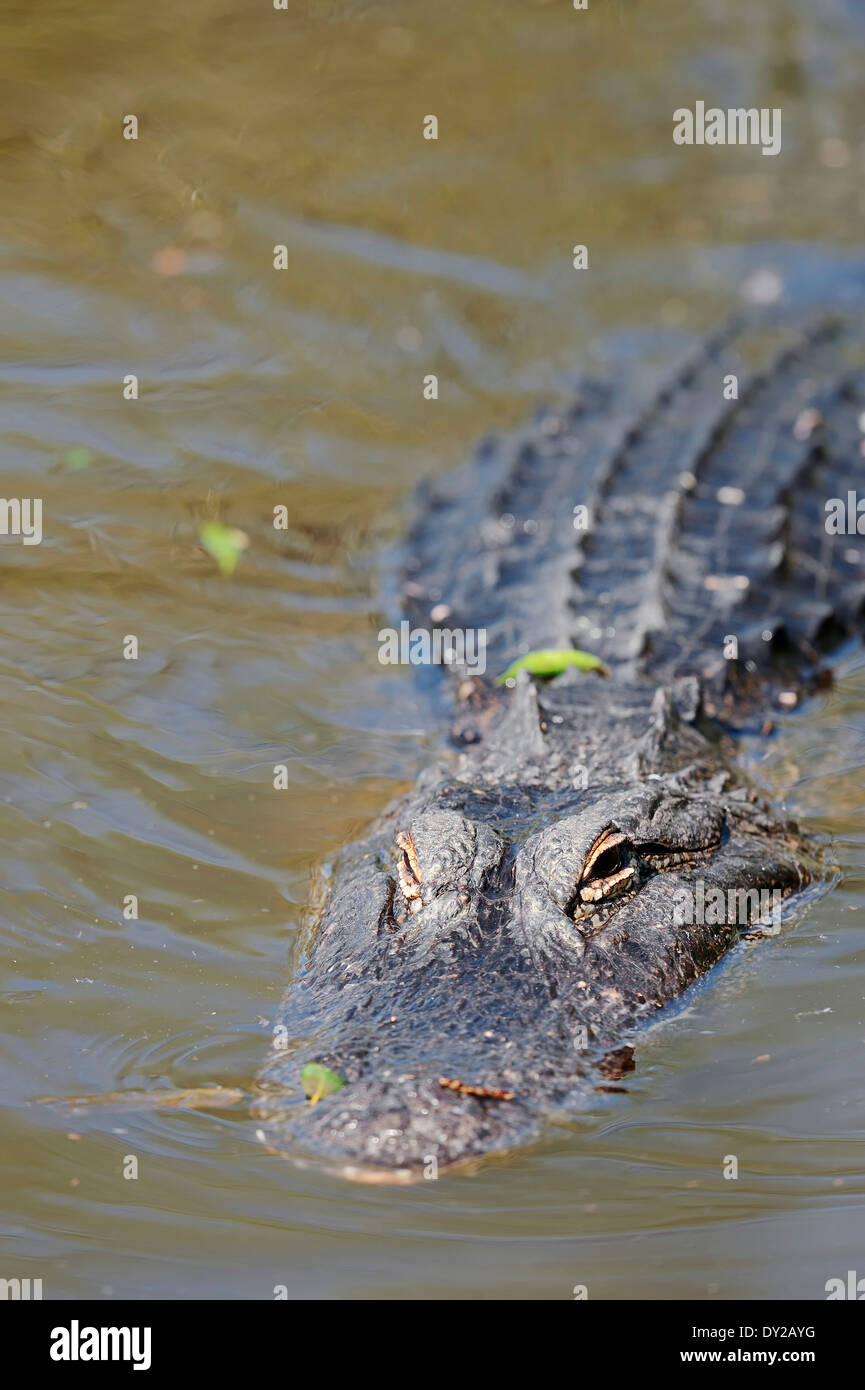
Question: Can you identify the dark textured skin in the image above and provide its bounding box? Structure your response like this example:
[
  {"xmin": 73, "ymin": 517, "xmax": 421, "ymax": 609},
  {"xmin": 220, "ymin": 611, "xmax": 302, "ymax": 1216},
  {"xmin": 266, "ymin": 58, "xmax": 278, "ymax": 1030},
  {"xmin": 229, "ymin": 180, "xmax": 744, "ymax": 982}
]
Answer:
[{"xmin": 255, "ymin": 314, "xmax": 865, "ymax": 1181}]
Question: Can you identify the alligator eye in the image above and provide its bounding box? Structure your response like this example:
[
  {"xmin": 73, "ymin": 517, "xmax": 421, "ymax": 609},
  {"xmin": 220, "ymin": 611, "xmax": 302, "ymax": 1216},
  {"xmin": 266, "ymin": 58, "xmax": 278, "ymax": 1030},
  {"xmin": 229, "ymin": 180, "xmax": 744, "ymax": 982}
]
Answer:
[
  {"xmin": 578, "ymin": 828, "xmax": 636, "ymax": 904},
  {"xmin": 395, "ymin": 829, "xmax": 424, "ymax": 915},
  {"xmin": 580, "ymin": 828, "xmax": 629, "ymax": 884},
  {"xmin": 588, "ymin": 845, "xmax": 622, "ymax": 879}
]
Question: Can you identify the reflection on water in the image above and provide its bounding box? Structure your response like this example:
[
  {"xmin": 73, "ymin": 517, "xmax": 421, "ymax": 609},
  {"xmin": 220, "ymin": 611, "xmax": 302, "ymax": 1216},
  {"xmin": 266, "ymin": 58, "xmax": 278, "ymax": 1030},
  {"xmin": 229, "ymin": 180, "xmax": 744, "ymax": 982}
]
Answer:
[{"xmin": 1, "ymin": 0, "xmax": 864, "ymax": 1298}]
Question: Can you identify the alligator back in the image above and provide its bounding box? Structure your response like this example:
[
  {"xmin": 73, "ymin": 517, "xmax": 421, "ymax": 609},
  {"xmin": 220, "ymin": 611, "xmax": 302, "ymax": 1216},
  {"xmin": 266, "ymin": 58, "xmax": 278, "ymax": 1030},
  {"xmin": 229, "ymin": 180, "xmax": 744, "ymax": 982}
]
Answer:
[{"xmin": 401, "ymin": 314, "xmax": 865, "ymax": 708}]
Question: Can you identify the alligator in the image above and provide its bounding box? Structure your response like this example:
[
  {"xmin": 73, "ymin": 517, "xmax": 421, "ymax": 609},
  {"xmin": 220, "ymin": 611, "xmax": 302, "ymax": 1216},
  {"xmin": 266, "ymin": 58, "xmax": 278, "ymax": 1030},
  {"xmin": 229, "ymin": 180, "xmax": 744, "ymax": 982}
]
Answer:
[{"xmin": 255, "ymin": 312, "xmax": 865, "ymax": 1181}]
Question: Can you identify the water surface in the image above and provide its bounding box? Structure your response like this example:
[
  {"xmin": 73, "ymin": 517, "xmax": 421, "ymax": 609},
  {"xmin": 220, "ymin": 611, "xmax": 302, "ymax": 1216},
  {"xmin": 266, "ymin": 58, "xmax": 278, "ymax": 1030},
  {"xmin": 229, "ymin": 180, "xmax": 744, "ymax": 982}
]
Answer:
[{"xmin": 1, "ymin": 0, "xmax": 864, "ymax": 1299}]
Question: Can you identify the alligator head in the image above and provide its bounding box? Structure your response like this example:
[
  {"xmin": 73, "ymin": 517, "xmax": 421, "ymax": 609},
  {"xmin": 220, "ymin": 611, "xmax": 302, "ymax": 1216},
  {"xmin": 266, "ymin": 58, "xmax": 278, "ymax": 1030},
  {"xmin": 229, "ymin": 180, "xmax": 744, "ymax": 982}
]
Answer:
[{"xmin": 254, "ymin": 672, "xmax": 814, "ymax": 1181}]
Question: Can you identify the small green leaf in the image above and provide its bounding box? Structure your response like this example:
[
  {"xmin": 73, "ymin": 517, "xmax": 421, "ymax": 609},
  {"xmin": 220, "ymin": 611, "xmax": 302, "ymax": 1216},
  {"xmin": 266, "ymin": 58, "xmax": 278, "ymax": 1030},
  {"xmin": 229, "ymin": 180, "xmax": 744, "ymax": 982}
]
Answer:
[
  {"xmin": 495, "ymin": 648, "xmax": 608, "ymax": 685},
  {"xmin": 301, "ymin": 1063, "xmax": 346, "ymax": 1105},
  {"xmin": 198, "ymin": 521, "xmax": 249, "ymax": 576},
  {"xmin": 64, "ymin": 446, "xmax": 93, "ymax": 471}
]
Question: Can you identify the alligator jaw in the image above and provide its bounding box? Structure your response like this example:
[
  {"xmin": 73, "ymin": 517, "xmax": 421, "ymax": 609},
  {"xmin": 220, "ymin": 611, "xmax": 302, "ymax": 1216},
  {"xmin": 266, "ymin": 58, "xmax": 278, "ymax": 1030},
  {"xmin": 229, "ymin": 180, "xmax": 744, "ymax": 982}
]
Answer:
[{"xmin": 254, "ymin": 1073, "xmax": 544, "ymax": 1183}]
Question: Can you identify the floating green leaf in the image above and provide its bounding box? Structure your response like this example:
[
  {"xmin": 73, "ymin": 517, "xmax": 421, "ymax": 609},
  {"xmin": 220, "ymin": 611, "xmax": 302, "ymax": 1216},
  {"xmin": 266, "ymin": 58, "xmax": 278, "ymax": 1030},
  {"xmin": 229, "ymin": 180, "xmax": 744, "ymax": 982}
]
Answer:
[
  {"xmin": 301, "ymin": 1063, "xmax": 346, "ymax": 1105},
  {"xmin": 495, "ymin": 648, "xmax": 608, "ymax": 685},
  {"xmin": 64, "ymin": 446, "xmax": 93, "ymax": 471},
  {"xmin": 198, "ymin": 521, "xmax": 249, "ymax": 576}
]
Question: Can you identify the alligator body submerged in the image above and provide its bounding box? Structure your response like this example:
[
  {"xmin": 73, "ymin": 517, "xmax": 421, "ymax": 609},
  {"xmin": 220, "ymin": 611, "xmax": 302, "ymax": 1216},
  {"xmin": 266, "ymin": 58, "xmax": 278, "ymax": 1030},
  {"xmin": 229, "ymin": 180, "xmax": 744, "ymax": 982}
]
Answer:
[{"xmin": 256, "ymin": 314, "xmax": 865, "ymax": 1180}]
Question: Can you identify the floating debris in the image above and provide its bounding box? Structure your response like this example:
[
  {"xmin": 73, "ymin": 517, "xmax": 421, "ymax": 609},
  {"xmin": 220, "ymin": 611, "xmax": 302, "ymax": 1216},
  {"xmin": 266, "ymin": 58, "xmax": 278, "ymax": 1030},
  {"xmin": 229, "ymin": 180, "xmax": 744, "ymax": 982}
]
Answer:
[
  {"xmin": 438, "ymin": 1077, "xmax": 514, "ymax": 1101},
  {"xmin": 199, "ymin": 521, "xmax": 249, "ymax": 576},
  {"xmin": 63, "ymin": 446, "xmax": 93, "ymax": 471},
  {"xmin": 37, "ymin": 1086, "xmax": 246, "ymax": 1112},
  {"xmin": 597, "ymin": 1045, "xmax": 635, "ymax": 1080},
  {"xmin": 150, "ymin": 246, "xmax": 187, "ymax": 277}
]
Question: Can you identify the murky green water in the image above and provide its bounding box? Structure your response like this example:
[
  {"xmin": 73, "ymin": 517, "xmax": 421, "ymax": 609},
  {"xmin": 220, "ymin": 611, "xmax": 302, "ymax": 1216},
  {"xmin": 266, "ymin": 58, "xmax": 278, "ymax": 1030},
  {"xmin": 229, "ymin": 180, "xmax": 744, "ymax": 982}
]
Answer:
[{"xmin": 1, "ymin": 0, "xmax": 864, "ymax": 1299}]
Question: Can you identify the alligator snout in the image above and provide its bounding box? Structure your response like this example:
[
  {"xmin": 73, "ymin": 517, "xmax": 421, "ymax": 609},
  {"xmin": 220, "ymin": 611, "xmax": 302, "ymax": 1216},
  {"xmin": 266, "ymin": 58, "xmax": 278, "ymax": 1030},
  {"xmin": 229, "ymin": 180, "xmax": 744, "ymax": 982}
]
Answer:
[{"xmin": 255, "ymin": 1071, "xmax": 540, "ymax": 1182}]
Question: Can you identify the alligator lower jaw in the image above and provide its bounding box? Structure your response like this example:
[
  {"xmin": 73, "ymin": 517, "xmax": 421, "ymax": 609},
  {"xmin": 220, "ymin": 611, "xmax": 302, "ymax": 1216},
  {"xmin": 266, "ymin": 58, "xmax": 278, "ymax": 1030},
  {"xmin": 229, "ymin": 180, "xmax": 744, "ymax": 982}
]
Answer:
[
  {"xmin": 255, "ymin": 1133, "xmax": 423, "ymax": 1184},
  {"xmin": 255, "ymin": 1130, "xmax": 527, "ymax": 1185}
]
